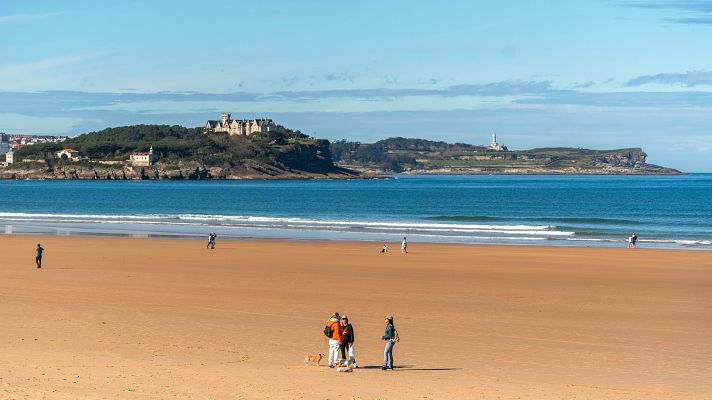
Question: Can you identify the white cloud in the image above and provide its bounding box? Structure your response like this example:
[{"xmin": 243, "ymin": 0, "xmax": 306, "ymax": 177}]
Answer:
[
  {"xmin": 0, "ymin": 53, "xmax": 105, "ymax": 76},
  {"xmin": 0, "ymin": 12, "xmax": 65, "ymax": 24}
]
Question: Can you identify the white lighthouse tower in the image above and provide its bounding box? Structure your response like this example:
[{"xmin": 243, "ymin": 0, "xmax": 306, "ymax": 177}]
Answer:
[{"xmin": 489, "ymin": 133, "xmax": 506, "ymax": 151}]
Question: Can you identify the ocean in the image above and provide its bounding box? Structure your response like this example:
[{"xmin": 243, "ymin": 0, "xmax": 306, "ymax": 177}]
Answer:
[{"xmin": 1, "ymin": 174, "xmax": 710, "ymax": 249}]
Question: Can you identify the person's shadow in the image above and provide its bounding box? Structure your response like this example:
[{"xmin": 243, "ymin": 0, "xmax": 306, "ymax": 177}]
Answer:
[{"xmin": 359, "ymin": 365, "xmax": 461, "ymax": 371}]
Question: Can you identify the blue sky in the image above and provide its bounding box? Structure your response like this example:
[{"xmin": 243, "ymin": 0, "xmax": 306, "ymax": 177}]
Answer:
[{"xmin": 1, "ymin": 0, "xmax": 711, "ymax": 171}]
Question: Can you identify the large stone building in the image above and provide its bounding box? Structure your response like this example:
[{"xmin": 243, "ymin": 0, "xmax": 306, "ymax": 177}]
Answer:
[{"xmin": 204, "ymin": 113, "xmax": 274, "ymax": 136}]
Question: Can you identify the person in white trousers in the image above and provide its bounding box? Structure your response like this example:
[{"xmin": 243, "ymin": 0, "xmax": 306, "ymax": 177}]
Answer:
[
  {"xmin": 325, "ymin": 312, "xmax": 342, "ymax": 368},
  {"xmin": 401, "ymin": 237, "xmax": 408, "ymax": 253}
]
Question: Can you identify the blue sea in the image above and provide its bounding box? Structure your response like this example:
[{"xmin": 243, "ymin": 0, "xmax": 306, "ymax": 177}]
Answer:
[{"xmin": 1, "ymin": 175, "xmax": 711, "ymax": 249}]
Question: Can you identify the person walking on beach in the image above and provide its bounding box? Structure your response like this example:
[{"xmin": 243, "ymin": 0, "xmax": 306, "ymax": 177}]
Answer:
[
  {"xmin": 628, "ymin": 233, "xmax": 638, "ymax": 248},
  {"xmin": 325, "ymin": 312, "xmax": 342, "ymax": 368},
  {"xmin": 207, "ymin": 232, "xmax": 216, "ymax": 249},
  {"xmin": 339, "ymin": 315, "xmax": 357, "ymax": 368},
  {"xmin": 381, "ymin": 315, "xmax": 397, "ymax": 370},
  {"xmin": 400, "ymin": 237, "xmax": 407, "ymax": 254},
  {"xmin": 35, "ymin": 243, "xmax": 44, "ymax": 268}
]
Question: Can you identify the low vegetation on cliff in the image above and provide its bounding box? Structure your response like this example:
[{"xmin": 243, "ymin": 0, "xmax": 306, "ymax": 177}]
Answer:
[{"xmin": 331, "ymin": 137, "xmax": 681, "ymax": 174}]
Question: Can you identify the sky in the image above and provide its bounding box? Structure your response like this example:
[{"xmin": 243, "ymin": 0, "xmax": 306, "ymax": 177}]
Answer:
[{"xmin": 1, "ymin": 0, "xmax": 711, "ymax": 171}]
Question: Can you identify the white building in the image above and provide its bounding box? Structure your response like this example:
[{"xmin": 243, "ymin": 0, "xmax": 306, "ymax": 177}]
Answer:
[
  {"xmin": 489, "ymin": 133, "xmax": 507, "ymax": 151},
  {"xmin": 129, "ymin": 146, "xmax": 156, "ymax": 166},
  {"xmin": 56, "ymin": 149, "xmax": 81, "ymax": 161},
  {"xmin": 5, "ymin": 148, "xmax": 15, "ymax": 165}
]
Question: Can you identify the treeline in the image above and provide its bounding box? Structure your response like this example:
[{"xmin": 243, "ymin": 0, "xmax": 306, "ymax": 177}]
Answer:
[
  {"xmin": 15, "ymin": 125, "xmax": 215, "ymax": 160},
  {"xmin": 330, "ymin": 137, "xmax": 487, "ymax": 172}
]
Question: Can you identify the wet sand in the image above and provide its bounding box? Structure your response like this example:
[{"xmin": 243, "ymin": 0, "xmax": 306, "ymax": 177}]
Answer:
[{"xmin": 1, "ymin": 235, "xmax": 710, "ymax": 399}]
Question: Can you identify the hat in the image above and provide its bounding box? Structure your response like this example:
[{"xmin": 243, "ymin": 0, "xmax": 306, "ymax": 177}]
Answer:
[{"xmin": 341, "ymin": 315, "xmax": 348, "ymax": 319}]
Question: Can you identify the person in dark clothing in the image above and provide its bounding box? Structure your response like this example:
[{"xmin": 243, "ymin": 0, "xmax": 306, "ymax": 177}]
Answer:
[
  {"xmin": 339, "ymin": 315, "xmax": 357, "ymax": 367},
  {"xmin": 628, "ymin": 233, "xmax": 638, "ymax": 248},
  {"xmin": 381, "ymin": 315, "xmax": 395, "ymax": 370},
  {"xmin": 35, "ymin": 244, "xmax": 44, "ymax": 268}
]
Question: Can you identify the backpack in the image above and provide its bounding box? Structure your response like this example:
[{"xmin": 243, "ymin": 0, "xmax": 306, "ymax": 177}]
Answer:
[
  {"xmin": 391, "ymin": 328, "xmax": 400, "ymax": 343},
  {"xmin": 323, "ymin": 325, "xmax": 332, "ymax": 338}
]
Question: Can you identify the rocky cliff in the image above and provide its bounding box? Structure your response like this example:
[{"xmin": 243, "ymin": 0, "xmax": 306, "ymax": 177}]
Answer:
[{"xmin": 0, "ymin": 162, "xmax": 361, "ymax": 180}]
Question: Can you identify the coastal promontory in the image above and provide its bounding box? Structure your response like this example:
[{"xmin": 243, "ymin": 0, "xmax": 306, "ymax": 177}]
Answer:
[
  {"xmin": 1, "ymin": 124, "xmax": 359, "ymax": 180},
  {"xmin": 330, "ymin": 137, "xmax": 681, "ymax": 175},
  {"xmin": 0, "ymin": 125, "xmax": 681, "ymax": 179}
]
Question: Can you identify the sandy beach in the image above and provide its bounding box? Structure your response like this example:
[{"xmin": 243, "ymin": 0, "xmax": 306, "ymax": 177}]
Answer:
[{"xmin": 1, "ymin": 235, "xmax": 709, "ymax": 399}]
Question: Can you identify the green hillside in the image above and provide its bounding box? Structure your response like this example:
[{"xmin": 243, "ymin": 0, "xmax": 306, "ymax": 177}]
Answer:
[
  {"xmin": 14, "ymin": 124, "xmax": 340, "ymax": 174},
  {"xmin": 330, "ymin": 137, "xmax": 681, "ymax": 174}
]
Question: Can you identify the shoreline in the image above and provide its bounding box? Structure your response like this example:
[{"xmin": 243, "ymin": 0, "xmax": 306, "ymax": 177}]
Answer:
[
  {"xmin": 2, "ymin": 226, "xmax": 710, "ymax": 251},
  {"xmin": 5, "ymin": 232, "xmax": 711, "ymax": 254}
]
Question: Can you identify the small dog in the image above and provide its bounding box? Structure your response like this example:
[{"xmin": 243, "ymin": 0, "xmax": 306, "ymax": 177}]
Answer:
[
  {"xmin": 304, "ymin": 354, "xmax": 323, "ymax": 366},
  {"xmin": 336, "ymin": 357, "xmax": 354, "ymax": 372}
]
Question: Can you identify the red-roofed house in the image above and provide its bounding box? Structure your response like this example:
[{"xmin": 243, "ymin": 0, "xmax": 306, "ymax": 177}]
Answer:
[
  {"xmin": 56, "ymin": 149, "xmax": 81, "ymax": 161},
  {"xmin": 129, "ymin": 146, "xmax": 156, "ymax": 166}
]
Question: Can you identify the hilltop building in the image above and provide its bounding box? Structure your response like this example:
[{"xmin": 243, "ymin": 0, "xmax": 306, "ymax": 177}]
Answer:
[
  {"xmin": 129, "ymin": 146, "xmax": 156, "ymax": 167},
  {"xmin": 56, "ymin": 149, "xmax": 81, "ymax": 161},
  {"xmin": 4, "ymin": 148, "xmax": 15, "ymax": 165},
  {"xmin": 204, "ymin": 113, "xmax": 274, "ymax": 136},
  {"xmin": 489, "ymin": 133, "xmax": 507, "ymax": 151}
]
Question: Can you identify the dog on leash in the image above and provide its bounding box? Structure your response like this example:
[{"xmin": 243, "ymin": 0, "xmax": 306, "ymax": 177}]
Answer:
[
  {"xmin": 336, "ymin": 357, "xmax": 355, "ymax": 372},
  {"xmin": 304, "ymin": 354, "xmax": 324, "ymax": 366}
]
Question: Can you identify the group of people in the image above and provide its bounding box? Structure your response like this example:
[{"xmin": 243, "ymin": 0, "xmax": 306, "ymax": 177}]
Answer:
[
  {"xmin": 380, "ymin": 237, "xmax": 408, "ymax": 254},
  {"xmin": 324, "ymin": 313, "xmax": 398, "ymax": 371}
]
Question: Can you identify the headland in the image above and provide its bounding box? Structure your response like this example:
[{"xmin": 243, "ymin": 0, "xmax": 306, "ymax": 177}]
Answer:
[{"xmin": 0, "ymin": 118, "xmax": 680, "ymax": 179}]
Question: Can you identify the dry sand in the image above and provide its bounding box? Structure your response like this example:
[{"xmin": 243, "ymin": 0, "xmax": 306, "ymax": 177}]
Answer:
[{"xmin": 1, "ymin": 235, "xmax": 710, "ymax": 399}]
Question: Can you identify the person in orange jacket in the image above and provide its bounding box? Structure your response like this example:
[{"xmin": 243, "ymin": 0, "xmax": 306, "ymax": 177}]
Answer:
[{"xmin": 326, "ymin": 312, "xmax": 342, "ymax": 368}]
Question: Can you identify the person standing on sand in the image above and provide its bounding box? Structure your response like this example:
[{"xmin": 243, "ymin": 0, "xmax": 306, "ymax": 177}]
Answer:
[
  {"xmin": 401, "ymin": 237, "xmax": 407, "ymax": 254},
  {"xmin": 382, "ymin": 315, "xmax": 396, "ymax": 370},
  {"xmin": 207, "ymin": 232, "xmax": 216, "ymax": 249},
  {"xmin": 325, "ymin": 312, "xmax": 342, "ymax": 368},
  {"xmin": 35, "ymin": 243, "xmax": 44, "ymax": 268},
  {"xmin": 339, "ymin": 315, "xmax": 357, "ymax": 368},
  {"xmin": 629, "ymin": 233, "xmax": 638, "ymax": 248}
]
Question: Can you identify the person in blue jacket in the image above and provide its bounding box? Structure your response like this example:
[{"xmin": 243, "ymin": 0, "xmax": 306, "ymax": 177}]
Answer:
[{"xmin": 381, "ymin": 315, "xmax": 395, "ymax": 370}]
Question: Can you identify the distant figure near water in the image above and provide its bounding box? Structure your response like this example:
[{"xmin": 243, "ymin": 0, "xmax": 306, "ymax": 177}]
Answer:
[
  {"xmin": 628, "ymin": 233, "xmax": 638, "ymax": 248},
  {"xmin": 35, "ymin": 243, "xmax": 44, "ymax": 268},
  {"xmin": 380, "ymin": 244, "xmax": 388, "ymax": 253},
  {"xmin": 207, "ymin": 232, "xmax": 217, "ymax": 249},
  {"xmin": 401, "ymin": 237, "xmax": 408, "ymax": 254}
]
